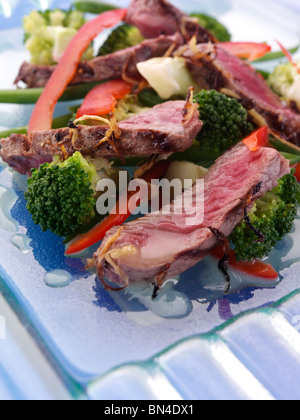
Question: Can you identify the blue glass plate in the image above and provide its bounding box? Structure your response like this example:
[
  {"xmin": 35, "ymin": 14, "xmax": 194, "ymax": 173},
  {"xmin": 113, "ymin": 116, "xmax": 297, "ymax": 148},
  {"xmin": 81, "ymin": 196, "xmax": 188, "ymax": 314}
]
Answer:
[{"xmin": 0, "ymin": 0, "xmax": 300, "ymax": 400}]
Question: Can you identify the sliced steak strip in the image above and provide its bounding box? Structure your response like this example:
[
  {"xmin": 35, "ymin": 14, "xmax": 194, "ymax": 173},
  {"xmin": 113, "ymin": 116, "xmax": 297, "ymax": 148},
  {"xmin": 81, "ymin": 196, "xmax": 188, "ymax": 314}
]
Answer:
[
  {"xmin": 0, "ymin": 100, "xmax": 202, "ymax": 175},
  {"xmin": 94, "ymin": 143, "xmax": 290, "ymax": 289},
  {"xmin": 15, "ymin": 33, "xmax": 183, "ymax": 88},
  {"xmin": 125, "ymin": 0, "xmax": 216, "ymax": 42},
  {"xmin": 183, "ymin": 43, "xmax": 300, "ymax": 148}
]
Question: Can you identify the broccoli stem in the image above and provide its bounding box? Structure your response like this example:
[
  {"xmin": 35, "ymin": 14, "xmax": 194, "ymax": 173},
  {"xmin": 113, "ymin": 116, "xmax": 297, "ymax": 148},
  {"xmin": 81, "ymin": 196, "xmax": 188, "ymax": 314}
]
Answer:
[
  {"xmin": 0, "ymin": 82, "xmax": 101, "ymax": 104},
  {"xmin": 270, "ymin": 137, "xmax": 300, "ymax": 156},
  {"xmin": 0, "ymin": 113, "xmax": 72, "ymax": 138},
  {"xmin": 73, "ymin": 0, "xmax": 118, "ymax": 14}
]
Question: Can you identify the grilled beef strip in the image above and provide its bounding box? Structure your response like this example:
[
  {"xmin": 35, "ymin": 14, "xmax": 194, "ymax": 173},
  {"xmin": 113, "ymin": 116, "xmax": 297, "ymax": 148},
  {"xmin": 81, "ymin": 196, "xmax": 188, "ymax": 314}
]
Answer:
[
  {"xmin": 183, "ymin": 43, "xmax": 300, "ymax": 149},
  {"xmin": 94, "ymin": 143, "xmax": 290, "ymax": 290},
  {"xmin": 0, "ymin": 100, "xmax": 202, "ymax": 175},
  {"xmin": 15, "ymin": 33, "xmax": 183, "ymax": 88},
  {"xmin": 15, "ymin": 0, "xmax": 218, "ymax": 89},
  {"xmin": 125, "ymin": 0, "xmax": 216, "ymax": 43}
]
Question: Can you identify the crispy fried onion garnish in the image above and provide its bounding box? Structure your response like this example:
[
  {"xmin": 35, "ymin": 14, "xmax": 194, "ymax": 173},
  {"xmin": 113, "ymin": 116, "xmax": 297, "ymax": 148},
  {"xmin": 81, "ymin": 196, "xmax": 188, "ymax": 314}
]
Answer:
[
  {"xmin": 163, "ymin": 42, "xmax": 178, "ymax": 58},
  {"xmin": 189, "ymin": 42, "xmax": 217, "ymax": 63},
  {"xmin": 73, "ymin": 114, "xmax": 122, "ymax": 148},
  {"xmin": 188, "ymin": 35, "xmax": 200, "ymax": 56},
  {"xmin": 173, "ymin": 35, "xmax": 199, "ymax": 59},
  {"xmin": 60, "ymin": 144, "xmax": 70, "ymax": 160},
  {"xmin": 97, "ymin": 227, "xmax": 138, "ymax": 291},
  {"xmin": 179, "ymin": 16, "xmax": 199, "ymax": 39},
  {"xmin": 55, "ymin": 125, "xmax": 81, "ymax": 157},
  {"xmin": 173, "ymin": 44, "xmax": 190, "ymax": 58},
  {"xmin": 182, "ymin": 86, "xmax": 196, "ymax": 124}
]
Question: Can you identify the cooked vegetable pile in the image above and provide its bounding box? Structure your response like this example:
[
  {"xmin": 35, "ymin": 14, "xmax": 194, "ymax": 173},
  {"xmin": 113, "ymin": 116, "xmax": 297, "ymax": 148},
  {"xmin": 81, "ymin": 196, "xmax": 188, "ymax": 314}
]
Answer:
[
  {"xmin": 0, "ymin": 0, "xmax": 299, "ymax": 286},
  {"xmin": 23, "ymin": 9, "xmax": 93, "ymax": 65}
]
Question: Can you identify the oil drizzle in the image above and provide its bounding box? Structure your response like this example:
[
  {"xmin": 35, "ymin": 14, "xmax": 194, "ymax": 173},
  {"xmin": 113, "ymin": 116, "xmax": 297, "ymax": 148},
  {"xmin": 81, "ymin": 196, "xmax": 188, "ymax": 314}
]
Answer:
[
  {"xmin": 10, "ymin": 234, "xmax": 31, "ymax": 253},
  {"xmin": 0, "ymin": 185, "xmax": 19, "ymax": 232},
  {"xmin": 44, "ymin": 270, "xmax": 72, "ymax": 288}
]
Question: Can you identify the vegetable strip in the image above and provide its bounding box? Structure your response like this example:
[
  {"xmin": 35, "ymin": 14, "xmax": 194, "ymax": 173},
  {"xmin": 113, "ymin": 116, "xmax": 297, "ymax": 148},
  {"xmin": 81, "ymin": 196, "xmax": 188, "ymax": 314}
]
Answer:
[
  {"xmin": 0, "ymin": 82, "xmax": 101, "ymax": 104},
  {"xmin": 220, "ymin": 42, "xmax": 271, "ymax": 62},
  {"xmin": 0, "ymin": 113, "xmax": 72, "ymax": 138},
  {"xmin": 210, "ymin": 245, "xmax": 279, "ymax": 280},
  {"xmin": 74, "ymin": 0, "xmax": 118, "ymax": 14},
  {"xmin": 76, "ymin": 79, "xmax": 133, "ymax": 118}
]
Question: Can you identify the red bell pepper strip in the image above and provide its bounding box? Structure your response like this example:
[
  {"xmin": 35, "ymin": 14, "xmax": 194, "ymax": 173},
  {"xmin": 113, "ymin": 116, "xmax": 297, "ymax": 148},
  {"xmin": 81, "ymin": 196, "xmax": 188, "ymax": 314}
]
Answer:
[
  {"xmin": 210, "ymin": 245, "xmax": 279, "ymax": 280},
  {"xmin": 28, "ymin": 9, "xmax": 127, "ymax": 134},
  {"xmin": 276, "ymin": 40, "xmax": 300, "ymax": 74},
  {"xmin": 220, "ymin": 42, "xmax": 271, "ymax": 62},
  {"xmin": 76, "ymin": 79, "xmax": 133, "ymax": 118},
  {"xmin": 276, "ymin": 40, "xmax": 297, "ymax": 65},
  {"xmin": 65, "ymin": 160, "xmax": 171, "ymax": 255},
  {"xmin": 243, "ymin": 126, "xmax": 269, "ymax": 152},
  {"xmin": 293, "ymin": 163, "xmax": 300, "ymax": 182}
]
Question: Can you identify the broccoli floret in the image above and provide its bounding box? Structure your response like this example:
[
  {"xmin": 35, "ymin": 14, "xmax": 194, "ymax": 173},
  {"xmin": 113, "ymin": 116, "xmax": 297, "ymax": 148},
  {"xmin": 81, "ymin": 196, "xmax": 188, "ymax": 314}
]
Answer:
[
  {"xmin": 98, "ymin": 23, "xmax": 144, "ymax": 56},
  {"xmin": 23, "ymin": 10, "xmax": 46, "ymax": 35},
  {"xmin": 25, "ymin": 152, "xmax": 99, "ymax": 237},
  {"xmin": 230, "ymin": 172, "xmax": 299, "ymax": 261},
  {"xmin": 63, "ymin": 10, "xmax": 86, "ymax": 30},
  {"xmin": 268, "ymin": 62, "xmax": 294, "ymax": 98},
  {"xmin": 190, "ymin": 13, "xmax": 231, "ymax": 42},
  {"xmin": 194, "ymin": 89, "xmax": 253, "ymax": 161},
  {"xmin": 23, "ymin": 9, "xmax": 92, "ymax": 65},
  {"xmin": 268, "ymin": 61, "xmax": 300, "ymax": 110},
  {"xmin": 25, "ymin": 27, "xmax": 56, "ymax": 66}
]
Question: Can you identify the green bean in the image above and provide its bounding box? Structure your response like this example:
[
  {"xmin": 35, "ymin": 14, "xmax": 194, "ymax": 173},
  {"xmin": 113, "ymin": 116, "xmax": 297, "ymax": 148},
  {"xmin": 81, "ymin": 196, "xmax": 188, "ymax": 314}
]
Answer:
[
  {"xmin": 73, "ymin": 0, "xmax": 118, "ymax": 14},
  {"xmin": 0, "ymin": 113, "xmax": 72, "ymax": 138},
  {"xmin": 0, "ymin": 82, "xmax": 101, "ymax": 104},
  {"xmin": 253, "ymin": 45, "xmax": 299, "ymax": 63},
  {"xmin": 269, "ymin": 137, "xmax": 300, "ymax": 156},
  {"xmin": 0, "ymin": 126, "xmax": 27, "ymax": 137},
  {"xmin": 281, "ymin": 152, "xmax": 300, "ymax": 165}
]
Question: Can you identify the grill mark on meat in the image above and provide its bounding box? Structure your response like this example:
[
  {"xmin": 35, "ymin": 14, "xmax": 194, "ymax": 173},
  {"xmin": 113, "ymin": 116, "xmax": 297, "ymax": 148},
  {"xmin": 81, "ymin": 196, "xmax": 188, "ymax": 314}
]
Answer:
[
  {"xmin": 0, "ymin": 101, "xmax": 202, "ymax": 175},
  {"xmin": 94, "ymin": 143, "xmax": 290, "ymax": 289},
  {"xmin": 183, "ymin": 43, "xmax": 300, "ymax": 148},
  {"xmin": 14, "ymin": 33, "xmax": 184, "ymax": 88}
]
